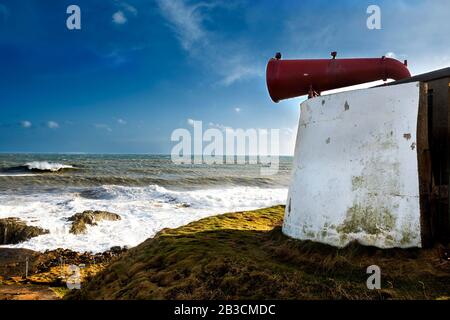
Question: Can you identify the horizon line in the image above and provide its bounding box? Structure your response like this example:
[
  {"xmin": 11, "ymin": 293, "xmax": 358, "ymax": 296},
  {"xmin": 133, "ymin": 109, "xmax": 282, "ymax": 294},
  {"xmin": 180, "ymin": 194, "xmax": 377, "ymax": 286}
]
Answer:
[{"xmin": 0, "ymin": 151, "xmax": 295, "ymax": 157}]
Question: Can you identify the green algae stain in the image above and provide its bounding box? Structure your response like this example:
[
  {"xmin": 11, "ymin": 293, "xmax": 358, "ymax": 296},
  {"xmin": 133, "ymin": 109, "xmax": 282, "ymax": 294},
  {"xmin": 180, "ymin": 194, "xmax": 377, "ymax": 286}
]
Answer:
[
  {"xmin": 301, "ymin": 223, "xmax": 315, "ymax": 238},
  {"xmin": 400, "ymin": 224, "xmax": 414, "ymax": 245},
  {"xmin": 305, "ymin": 231, "xmax": 315, "ymax": 238},
  {"xmin": 338, "ymin": 233, "xmax": 349, "ymax": 246},
  {"xmin": 337, "ymin": 204, "xmax": 396, "ymax": 235},
  {"xmin": 351, "ymin": 176, "xmax": 364, "ymax": 191}
]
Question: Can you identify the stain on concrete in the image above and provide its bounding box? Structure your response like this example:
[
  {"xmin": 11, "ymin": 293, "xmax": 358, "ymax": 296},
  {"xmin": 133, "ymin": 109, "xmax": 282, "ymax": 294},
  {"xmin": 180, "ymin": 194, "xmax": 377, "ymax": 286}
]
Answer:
[
  {"xmin": 399, "ymin": 217, "xmax": 419, "ymax": 246},
  {"xmin": 351, "ymin": 176, "xmax": 364, "ymax": 191},
  {"xmin": 301, "ymin": 223, "xmax": 316, "ymax": 239},
  {"xmin": 403, "ymin": 133, "xmax": 411, "ymax": 140},
  {"xmin": 338, "ymin": 204, "xmax": 397, "ymax": 235},
  {"xmin": 410, "ymin": 142, "xmax": 416, "ymax": 150},
  {"xmin": 367, "ymin": 130, "xmax": 398, "ymax": 150},
  {"xmin": 287, "ymin": 198, "xmax": 291, "ymax": 213},
  {"xmin": 326, "ymin": 137, "xmax": 331, "ymax": 144},
  {"xmin": 344, "ymin": 101, "xmax": 350, "ymax": 111},
  {"xmin": 400, "ymin": 228, "xmax": 412, "ymax": 245}
]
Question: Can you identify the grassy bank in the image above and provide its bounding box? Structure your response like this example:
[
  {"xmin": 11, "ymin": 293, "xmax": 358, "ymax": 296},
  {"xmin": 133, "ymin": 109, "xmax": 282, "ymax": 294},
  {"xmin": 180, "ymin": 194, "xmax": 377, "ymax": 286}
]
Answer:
[{"xmin": 68, "ymin": 205, "xmax": 450, "ymax": 300}]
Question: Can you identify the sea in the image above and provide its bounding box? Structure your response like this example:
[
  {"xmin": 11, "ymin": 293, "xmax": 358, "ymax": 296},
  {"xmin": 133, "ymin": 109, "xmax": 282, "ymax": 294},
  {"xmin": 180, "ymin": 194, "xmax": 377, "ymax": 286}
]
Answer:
[{"xmin": 0, "ymin": 154, "xmax": 292, "ymax": 252}]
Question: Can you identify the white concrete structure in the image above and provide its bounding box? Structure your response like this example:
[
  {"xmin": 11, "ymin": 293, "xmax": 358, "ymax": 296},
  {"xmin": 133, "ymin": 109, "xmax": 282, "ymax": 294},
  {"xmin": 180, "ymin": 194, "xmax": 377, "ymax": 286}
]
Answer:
[{"xmin": 283, "ymin": 82, "xmax": 422, "ymax": 248}]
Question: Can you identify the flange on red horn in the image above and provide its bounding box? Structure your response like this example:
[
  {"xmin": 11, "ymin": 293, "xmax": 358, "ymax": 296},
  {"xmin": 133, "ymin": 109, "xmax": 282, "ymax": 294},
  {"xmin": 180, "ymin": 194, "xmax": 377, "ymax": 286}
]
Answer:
[{"xmin": 266, "ymin": 52, "xmax": 411, "ymax": 102}]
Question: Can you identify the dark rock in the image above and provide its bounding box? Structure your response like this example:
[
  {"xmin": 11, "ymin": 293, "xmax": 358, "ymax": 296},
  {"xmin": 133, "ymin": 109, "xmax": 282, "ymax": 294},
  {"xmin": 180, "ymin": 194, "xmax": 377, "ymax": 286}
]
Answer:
[
  {"xmin": 109, "ymin": 246, "xmax": 127, "ymax": 255},
  {"xmin": 67, "ymin": 210, "xmax": 121, "ymax": 235},
  {"xmin": 0, "ymin": 218, "xmax": 49, "ymax": 244},
  {"xmin": 110, "ymin": 246, "xmax": 122, "ymax": 253}
]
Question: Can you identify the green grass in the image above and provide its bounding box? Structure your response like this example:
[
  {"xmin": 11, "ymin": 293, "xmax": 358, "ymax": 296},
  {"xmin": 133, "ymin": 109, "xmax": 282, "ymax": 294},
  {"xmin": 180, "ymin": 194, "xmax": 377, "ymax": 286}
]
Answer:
[
  {"xmin": 50, "ymin": 286, "xmax": 71, "ymax": 299},
  {"xmin": 67, "ymin": 205, "xmax": 450, "ymax": 300}
]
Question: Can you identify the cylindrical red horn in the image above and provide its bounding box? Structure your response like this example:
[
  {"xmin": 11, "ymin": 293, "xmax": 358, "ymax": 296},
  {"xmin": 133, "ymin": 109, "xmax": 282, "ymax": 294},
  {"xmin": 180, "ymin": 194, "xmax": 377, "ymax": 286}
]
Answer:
[{"xmin": 266, "ymin": 54, "xmax": 411, "ymax": 102}]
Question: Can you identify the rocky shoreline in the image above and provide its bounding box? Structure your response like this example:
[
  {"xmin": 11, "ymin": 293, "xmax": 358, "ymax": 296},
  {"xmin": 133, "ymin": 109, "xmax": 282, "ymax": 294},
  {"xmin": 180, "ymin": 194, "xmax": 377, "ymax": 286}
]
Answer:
[
  {"xmin": 0, "ymin": 210, "xmax": 127, "ymax": 300},
  {"xmin": 0, "ymin": 218, "xmax": 49, "ymax": 244}
]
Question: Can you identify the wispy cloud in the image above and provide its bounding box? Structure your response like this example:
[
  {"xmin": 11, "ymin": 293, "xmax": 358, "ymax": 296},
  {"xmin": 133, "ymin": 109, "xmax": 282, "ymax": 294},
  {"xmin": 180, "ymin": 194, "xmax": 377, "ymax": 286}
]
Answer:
[
  {"xmin": 94, "ymin": 123, "xmax": 112, "ymax": 132},
  {"xmin": 156, "ymin": 0, "xmax": 208, "ymax": 50},
  {"xmin": 385, "ymin": 52, "xmax": 397, "ymax": 59},
  {"xmin": 156, "ymin": 0, "xmax": 262, "ymax": 86},
  {"xmin": 20, "ymin": 120, "xmax": 32, "ymax": 128},
  {"xmin": 47, "ymin": 121, "xmax": 59, "ymax": 129},
  {"xmin": 112, "ymin": 1, "xmax": 137, "ymax": 25},
  {"xmin": 117, "ymin": 118, "xmax": 127, "ymax": 125},
  {"xmin": 112, "ymin": 11, "xmax": 127, "ymax": 24},
  {"xmin": 120, "ymin": 2, "xmax": 138, "ymax": 15},
  {"xmin": 234, "ymin": 107, "xmax": 241, "ymax": 113}
]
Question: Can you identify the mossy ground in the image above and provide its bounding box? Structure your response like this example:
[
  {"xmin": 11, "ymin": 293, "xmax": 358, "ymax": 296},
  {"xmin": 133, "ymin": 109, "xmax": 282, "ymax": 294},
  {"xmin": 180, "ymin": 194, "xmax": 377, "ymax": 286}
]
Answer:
[{"xmin": 67, "ymin": 205, "xmax": 450, "ymax": 300}]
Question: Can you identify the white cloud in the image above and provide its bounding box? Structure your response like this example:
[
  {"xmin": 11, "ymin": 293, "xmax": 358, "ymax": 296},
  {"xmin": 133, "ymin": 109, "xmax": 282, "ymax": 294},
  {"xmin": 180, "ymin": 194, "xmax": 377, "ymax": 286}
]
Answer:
[
  {"xmin": 112, "ymin": 11, "xmax": 127, "ymax": 24},
  {"xmin": 121, "ymin": 2, "xmax": 137, "ymax": 15},
  {"xmin": 156, "ymin": 0, "xmax": 209, "ymax": 50},
  {"xmin": 385, "ymin": 52, "xmax": 397, "ymax": 59},
  {"xmin": 156, "ymin": 0, "xmax": 262, "ymax": 86},
  {"xmin": 21, "ymin": 120, "xmax": 32, "ymax": 128},
  {"xmin": 47, "ymin": 121, "xmax": 59, "ymax": 129},
  {"xmin": 220, "ymin": 55, "xmax": 264, "ymax": 86},
  {"xmin": 117, "ymin": 118, "xmax": 127, "ymax": 125},
  {"xmin": 234, "ymin": 107, "xmax": 241, "ymax": 113},
  {"xmin": 112, "ymin": 2, "xmax": 137, "ymax": 25},
  {"xmin": 94, "ymin": 123, "xmax": 112, "ymax": 132}
]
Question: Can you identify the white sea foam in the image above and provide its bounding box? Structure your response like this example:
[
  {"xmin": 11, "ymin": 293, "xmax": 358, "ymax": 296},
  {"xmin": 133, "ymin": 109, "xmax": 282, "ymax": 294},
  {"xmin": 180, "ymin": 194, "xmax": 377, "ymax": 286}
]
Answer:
[
  {"xmin": 0, "ymin": 185, "xmax": 287, "ymax": 253},
  {"xmin": 25, "ymin": 161, "xmax": 74, "ymax": 172}
]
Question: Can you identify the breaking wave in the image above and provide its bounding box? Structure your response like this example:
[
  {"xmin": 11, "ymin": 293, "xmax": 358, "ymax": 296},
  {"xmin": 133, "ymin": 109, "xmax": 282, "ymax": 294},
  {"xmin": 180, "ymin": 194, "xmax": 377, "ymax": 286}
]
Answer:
[
  {"xmin": 1, "ymin": 161, "xmax": 76, "ymax": 174},
  {"xmin": 25, "ymin": 161, "xmax": 75, "ymax": 172}
]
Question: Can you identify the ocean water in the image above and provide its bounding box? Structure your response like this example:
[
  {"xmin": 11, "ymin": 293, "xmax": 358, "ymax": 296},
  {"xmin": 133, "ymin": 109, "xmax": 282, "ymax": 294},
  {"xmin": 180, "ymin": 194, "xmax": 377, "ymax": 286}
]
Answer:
[{"xmin": 0, "ymin": 154, "xmax": 292, "ymax": 252}]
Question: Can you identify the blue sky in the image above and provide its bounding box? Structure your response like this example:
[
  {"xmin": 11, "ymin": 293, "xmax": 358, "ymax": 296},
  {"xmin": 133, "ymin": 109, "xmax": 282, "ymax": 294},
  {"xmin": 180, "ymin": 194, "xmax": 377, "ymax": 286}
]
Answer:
[{"xmin": 0, "ymin": 0, "xmax": 449, "ymax": 154}]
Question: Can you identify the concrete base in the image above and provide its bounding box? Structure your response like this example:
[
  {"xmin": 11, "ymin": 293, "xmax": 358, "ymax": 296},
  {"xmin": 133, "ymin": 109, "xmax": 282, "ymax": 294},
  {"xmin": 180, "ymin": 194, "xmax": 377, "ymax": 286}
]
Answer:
[{"xmin": 283, "ymin": 82, "xmax": 422, "ymax": 248}]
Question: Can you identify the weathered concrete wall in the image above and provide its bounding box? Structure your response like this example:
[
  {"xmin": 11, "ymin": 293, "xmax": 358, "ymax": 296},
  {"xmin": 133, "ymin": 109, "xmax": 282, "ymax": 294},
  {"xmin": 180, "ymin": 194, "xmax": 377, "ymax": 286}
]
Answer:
[{"xmin": 283, "ymin": 82, "xmax": 422, "ymax": 248}]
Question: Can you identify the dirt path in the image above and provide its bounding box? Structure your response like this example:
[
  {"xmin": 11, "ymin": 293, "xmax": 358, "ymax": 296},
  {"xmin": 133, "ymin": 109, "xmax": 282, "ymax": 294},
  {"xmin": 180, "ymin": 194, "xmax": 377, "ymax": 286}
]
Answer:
[
  {"xmin": 0, "ymin": 284, "xmax": 59, "ymax": 300},
  {"xmin": 0, "ymin": 246, "xmax": 126, "ymax": 300}
]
